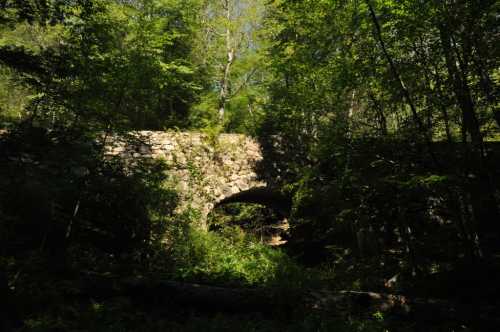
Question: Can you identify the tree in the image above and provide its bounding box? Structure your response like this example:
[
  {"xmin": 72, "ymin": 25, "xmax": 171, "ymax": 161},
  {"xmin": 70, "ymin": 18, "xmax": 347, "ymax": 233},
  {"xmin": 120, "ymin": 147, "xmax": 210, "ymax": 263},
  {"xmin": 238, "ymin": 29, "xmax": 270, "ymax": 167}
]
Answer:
[
  {"xmin": 192, "ymin": 0, "xmax": 267, "ymax": 131},
  {"xmin": 0, "ymin": 0, "xmax": 205, "ymax": 131},
  {"xmin": 260, "ymin": 0, "xmax": 500, "ymax": 267}
]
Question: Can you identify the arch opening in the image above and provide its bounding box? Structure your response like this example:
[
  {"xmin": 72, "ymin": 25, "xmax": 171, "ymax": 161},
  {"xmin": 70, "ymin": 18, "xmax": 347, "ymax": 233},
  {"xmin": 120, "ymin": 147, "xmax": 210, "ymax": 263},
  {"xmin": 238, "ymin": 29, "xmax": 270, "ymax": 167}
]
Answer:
[
  {"xmin": 207, "ymin": 188, "xmax": 291, "ymax": 246},
  {"xmin": 207, "ymin": 202, "xmax": 289, "ymax": 246},
  {"xmin": 215, "ymin": 187, "xmax": 292, "ymax": 218}
]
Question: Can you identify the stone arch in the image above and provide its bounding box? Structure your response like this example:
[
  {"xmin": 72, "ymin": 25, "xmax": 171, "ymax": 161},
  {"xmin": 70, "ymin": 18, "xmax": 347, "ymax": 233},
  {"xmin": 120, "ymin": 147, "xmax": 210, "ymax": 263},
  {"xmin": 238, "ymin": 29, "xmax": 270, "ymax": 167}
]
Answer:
[
  {"xmin": 104, "ymin": 131, "xmax": 275, "ymax": 227},
  {"xmin": 214, "ymin": 187, "xmax": 292, "ymax": 218}
]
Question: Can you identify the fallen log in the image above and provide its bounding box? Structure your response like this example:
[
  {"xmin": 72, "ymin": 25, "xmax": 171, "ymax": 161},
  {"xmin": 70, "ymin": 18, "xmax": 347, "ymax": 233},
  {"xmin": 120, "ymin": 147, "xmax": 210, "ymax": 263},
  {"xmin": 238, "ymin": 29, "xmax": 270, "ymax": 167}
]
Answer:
[{"xmin": 78, "ymin": 272, "xmax": 493, "ymax": 324}]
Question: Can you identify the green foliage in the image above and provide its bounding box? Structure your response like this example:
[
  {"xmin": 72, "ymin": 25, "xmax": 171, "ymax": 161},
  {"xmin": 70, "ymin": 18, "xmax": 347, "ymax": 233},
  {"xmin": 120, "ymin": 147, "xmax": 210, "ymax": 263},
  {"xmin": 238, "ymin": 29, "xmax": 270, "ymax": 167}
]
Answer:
[
  {"xmin": 0, "ymin": 65, "xmax": 30, "ymax": 124},
  {"xmin": 208, "ymin": 203, "xmax": 281, "ymax": 237},
  {"xmin": 0, "ymin": 18, "xmax": 64, "ymax": 125},
  {"xmin": 0, "ymin": 126, "xmax": 178, "ymax": 278},
  {"xmin": 168, "ymin": 223, "xmax": 302, "ymax": 287},
  {"xmin": 258, "ymin": 0, "xmax": 500, "ymax": 276},
  {"xmin": 200, "ymin": 122, "xmax": 224, "ymax": 148},
  {"xmin": 190, "ymin": 0, "xmax": 269, "ymax": 133},
  {"xmin": 0, "ymin": 0, "xmax": 206, "ymax": 131}
]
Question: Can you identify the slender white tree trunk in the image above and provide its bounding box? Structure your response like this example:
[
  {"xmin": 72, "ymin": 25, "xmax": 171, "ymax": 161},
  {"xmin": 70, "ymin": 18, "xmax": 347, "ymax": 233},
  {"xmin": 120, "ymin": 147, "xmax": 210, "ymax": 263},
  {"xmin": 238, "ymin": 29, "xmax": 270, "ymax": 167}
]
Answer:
[{"xmin": 218, "ymin": 0, "xmax": 234, "ymax": 122}]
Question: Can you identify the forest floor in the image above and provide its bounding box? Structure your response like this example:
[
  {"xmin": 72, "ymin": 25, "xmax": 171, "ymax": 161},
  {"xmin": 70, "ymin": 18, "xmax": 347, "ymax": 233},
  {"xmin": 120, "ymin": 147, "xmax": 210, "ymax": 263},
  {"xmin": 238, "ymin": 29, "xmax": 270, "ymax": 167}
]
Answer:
[{"xmin": 6, "ymin": 252, "xmax": 499, "ymax": 332}]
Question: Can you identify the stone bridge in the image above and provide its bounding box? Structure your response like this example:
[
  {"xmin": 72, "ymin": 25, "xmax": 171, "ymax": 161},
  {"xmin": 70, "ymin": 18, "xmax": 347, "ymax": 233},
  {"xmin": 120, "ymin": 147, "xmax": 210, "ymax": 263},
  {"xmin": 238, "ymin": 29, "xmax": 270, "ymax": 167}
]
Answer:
[{"xmin": 104, "ymin": 131, "xmax": 291, "ymax": 227}]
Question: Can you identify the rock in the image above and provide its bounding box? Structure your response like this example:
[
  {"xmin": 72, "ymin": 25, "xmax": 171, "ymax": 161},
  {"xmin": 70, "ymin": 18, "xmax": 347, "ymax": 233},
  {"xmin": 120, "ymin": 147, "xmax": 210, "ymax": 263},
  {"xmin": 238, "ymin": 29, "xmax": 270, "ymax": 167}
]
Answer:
[
  {"xmin": 222, "ymin": 185, "xmax": 233, "ymax": 197},
  {"xmin": 139, "ymin": 145, "xmax": 151, "ymax": 154},
  {"xmin": 236, "ymin": 180, "xmax": 249, "ymax": 191}
]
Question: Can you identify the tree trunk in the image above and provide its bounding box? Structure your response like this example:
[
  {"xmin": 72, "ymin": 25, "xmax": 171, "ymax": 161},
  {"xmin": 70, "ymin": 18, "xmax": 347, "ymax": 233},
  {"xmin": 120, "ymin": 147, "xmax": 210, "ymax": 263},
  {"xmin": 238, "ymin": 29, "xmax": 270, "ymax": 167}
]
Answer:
[
  {"xmin": 218, "ymin": 0, "xmax": 234, "ymax": 122},
  {"xmin": 365, "ymin": 1, "xmax": 424, "ymax": 135},
  {"xmin": 78, "ymin": 273, "xmax": 496, "ymax": 324},
  {"xmin": 439, "ymin": 22, "xmax": 500, "ymax": 254},
  {"xmin": 368, "ymin": 92, "xmax": 387, "ymax": 136},
  {"xmin": 366, "ymin": 1, "xmax": 441, "ymax": 171}
]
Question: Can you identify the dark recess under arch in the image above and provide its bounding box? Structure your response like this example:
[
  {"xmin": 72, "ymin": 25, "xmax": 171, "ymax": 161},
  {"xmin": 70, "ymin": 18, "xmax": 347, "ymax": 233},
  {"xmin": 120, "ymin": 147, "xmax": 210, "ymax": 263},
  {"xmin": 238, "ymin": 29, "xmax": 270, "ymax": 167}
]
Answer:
[{"xmin": 214, "ymin": 187, "xmax": 292, "ymax": 218}]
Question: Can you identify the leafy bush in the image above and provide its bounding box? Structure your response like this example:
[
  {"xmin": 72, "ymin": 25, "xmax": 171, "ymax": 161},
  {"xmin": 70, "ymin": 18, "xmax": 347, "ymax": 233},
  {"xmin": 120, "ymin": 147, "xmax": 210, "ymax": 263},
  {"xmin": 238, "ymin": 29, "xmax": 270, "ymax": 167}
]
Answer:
[
  {"xmin": 0, "ymin": 126, "xmax": 179, "ymax": 278},
  {"xmin": 168, "ymin": 223, "xmax": 303, "ymax": 287}
]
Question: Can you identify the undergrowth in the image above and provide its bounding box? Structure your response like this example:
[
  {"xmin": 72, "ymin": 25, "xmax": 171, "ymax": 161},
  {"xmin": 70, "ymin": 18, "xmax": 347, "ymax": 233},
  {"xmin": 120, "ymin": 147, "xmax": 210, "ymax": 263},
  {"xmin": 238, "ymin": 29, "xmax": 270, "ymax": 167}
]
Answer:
[{"xmin": 168, "ymin": 224, "xmax": 306, "ymax": 288}]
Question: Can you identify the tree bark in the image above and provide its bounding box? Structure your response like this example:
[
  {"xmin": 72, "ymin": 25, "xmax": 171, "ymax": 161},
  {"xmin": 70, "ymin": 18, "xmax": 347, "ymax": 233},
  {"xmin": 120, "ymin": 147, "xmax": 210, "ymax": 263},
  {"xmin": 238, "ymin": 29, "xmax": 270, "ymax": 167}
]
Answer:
[
  {"xmin": 439, "ymin": 21, "xmax": 500, "ymax": 254},
  {"xmin": 218, "ymin": 0, "xmax": 235, "ymax": 122}
]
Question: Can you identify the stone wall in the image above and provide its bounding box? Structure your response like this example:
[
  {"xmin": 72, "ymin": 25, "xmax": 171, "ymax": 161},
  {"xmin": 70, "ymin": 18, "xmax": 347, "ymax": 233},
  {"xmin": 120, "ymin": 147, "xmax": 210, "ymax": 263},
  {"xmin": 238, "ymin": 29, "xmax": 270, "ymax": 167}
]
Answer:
[{"xmin": 104, "ymin": 131, "xmax": 265, "ymax": 226}]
